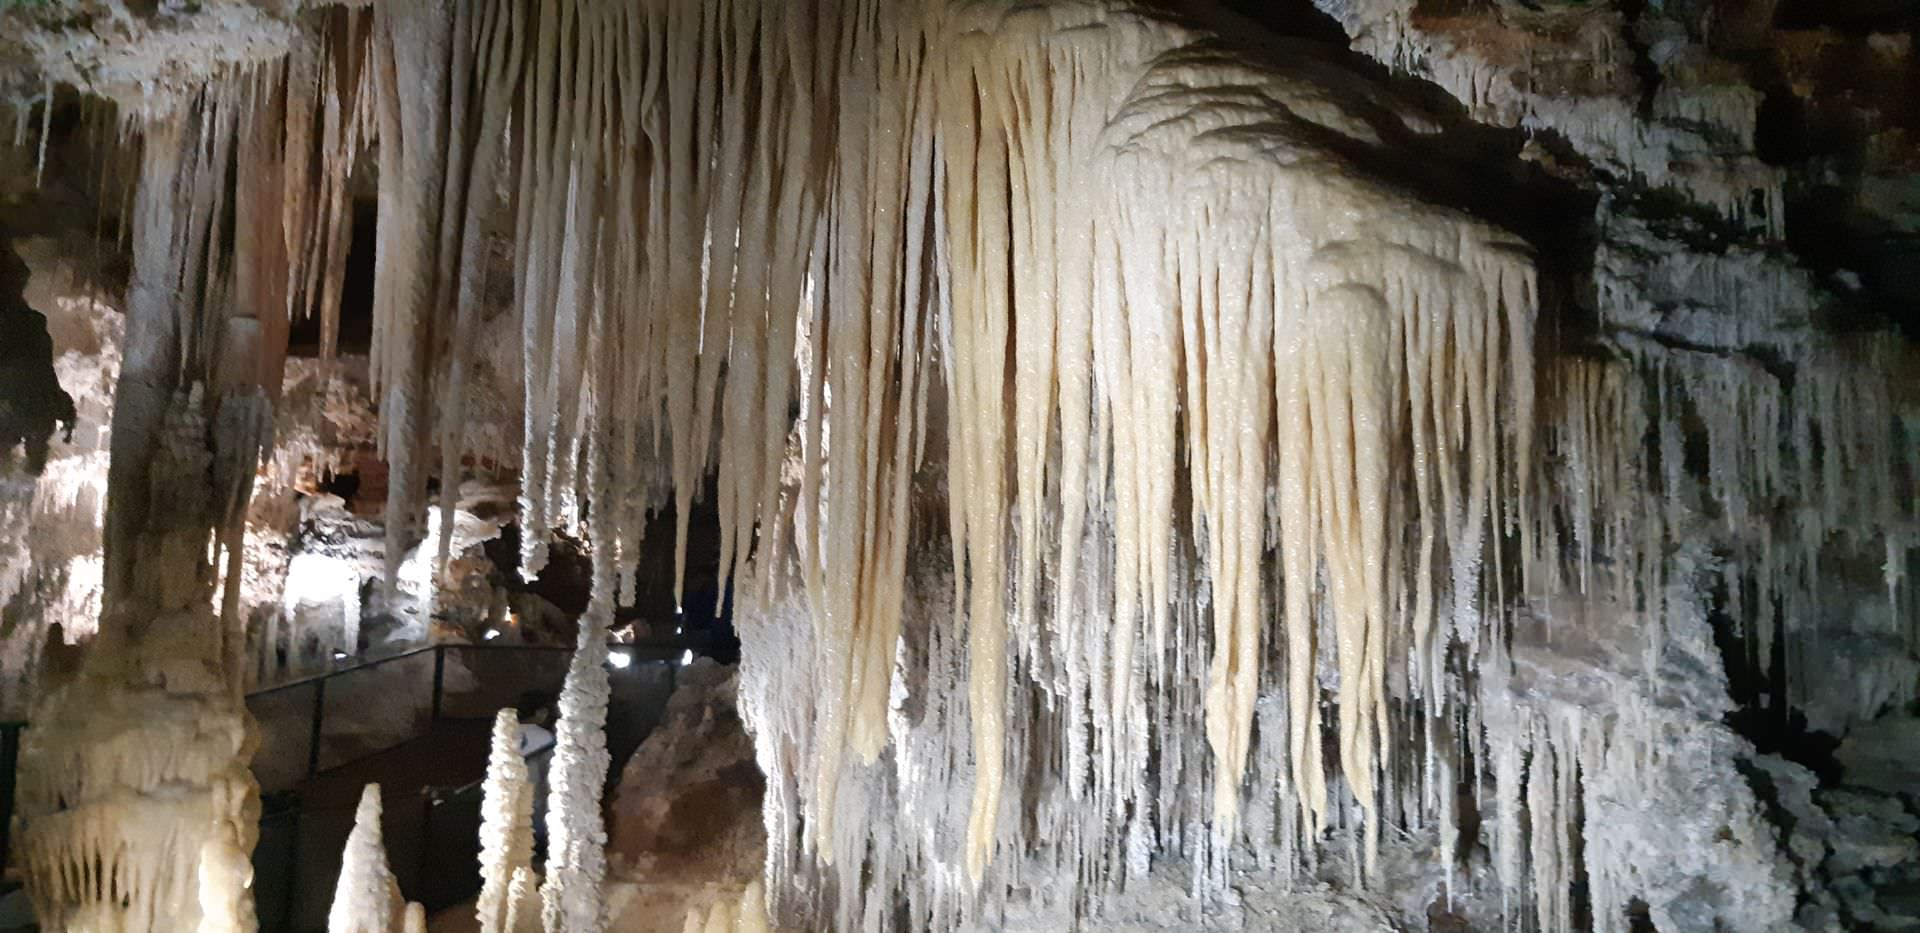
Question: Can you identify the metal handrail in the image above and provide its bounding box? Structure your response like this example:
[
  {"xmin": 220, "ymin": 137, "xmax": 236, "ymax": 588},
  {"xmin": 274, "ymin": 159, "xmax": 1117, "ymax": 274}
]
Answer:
[
  {"xmin": 0, "ymin": 721, "xmax": 19, "ymax": 881},
  {"xmin": 247, "ymin": 643, "xmax": 446, "ymax": 697},
  {"xmin": 0, "ymin": 639, "xmax": 681, "ymax": 882},
  {"xmin": 246, "ymin": 639, "xmax": 646, "ymax": 698}
]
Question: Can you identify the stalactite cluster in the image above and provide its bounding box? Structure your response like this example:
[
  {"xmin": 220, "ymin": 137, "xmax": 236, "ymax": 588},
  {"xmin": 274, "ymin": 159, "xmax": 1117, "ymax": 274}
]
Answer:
[
  {"xmin": 318, "ymin": 0, "xmax": 1912, "ymax": 929},
  {"xmin": 9, "ymin": 0, "xmax": 1916, "ymax": 931},
  {"xmin": 336, "ymin": 0, "xmax": 1544, "ymax": 925}
]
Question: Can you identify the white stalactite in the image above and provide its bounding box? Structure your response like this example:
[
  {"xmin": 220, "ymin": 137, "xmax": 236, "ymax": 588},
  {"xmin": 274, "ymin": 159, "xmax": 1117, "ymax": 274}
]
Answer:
[
  {"xmin": 229, "ymin": 0, "xmax": 1913, "ymax": 930},
  {"xmin": 6, "ymin": 0, "xmax": 1887, "ymax": 923},
  {"xmin": 325, "ymin": 0, "xmax": 1541, "ymax": 900}
]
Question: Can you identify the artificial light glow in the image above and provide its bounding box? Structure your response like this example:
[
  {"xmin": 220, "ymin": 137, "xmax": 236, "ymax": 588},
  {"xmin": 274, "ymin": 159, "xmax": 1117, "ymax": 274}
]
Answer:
[
  {"xmin": 679, "ymin": 649, "xmax": 692, "ymax": 666},
  {"xmin": 483, "ymin": 628, "xmax": 501, "ymax": 641},
  {"xmin": 332, "ymin": 650, "xmax": 349, "ymax": 661},
  {"xmin": 607, "ymin": 650, "xmax": 633, "ymax": 670}
]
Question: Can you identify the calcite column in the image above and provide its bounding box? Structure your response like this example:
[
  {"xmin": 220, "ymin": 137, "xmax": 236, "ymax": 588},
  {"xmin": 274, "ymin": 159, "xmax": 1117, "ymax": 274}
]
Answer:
[{"xmin": 12, "ymin": 72, "xmax": 293, "ymax": 931}]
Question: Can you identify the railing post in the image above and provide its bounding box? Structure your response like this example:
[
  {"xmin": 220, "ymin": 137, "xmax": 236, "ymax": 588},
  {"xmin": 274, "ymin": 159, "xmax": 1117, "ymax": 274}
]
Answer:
[
  {"xmin": 430, "ymin": 645, "xmax": 446, "ymax": 724},
  {"xmin": 283, "ymin": 795, "xmax": 302, "ymax": 933},
  {"xmin": 306, "ymin": 678, "xmax": 326, "ymax": 780},
  {"xmin": 0, "ymin": 723, "xmax": 19, "ymax": 871},
  {"xmin": 417, "ymin": 789, "xmax": 437, "ymax": 904}
]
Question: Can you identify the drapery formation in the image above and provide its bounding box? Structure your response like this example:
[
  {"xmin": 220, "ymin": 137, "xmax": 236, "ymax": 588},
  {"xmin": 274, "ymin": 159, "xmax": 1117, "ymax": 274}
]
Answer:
[
  {"xmin": 15, "ymin": 0, "xmax": 1915, "ymax": 931},
  {"xmin": 344, "ymin": 0, "xmax": 1536, "ymax": 904}
]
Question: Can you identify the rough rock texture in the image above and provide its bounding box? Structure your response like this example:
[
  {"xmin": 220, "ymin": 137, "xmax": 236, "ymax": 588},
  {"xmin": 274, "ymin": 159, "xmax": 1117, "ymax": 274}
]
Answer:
[
  {"xmin": 0, "ymin": 234, "xmax": 119, "ymax": 718},
  {"xmin": 0, "ymin": 0, "xmax": 311, "ymax": 112},
  {"xmin": 1837, "ymin": 713, "xmax": 1920, "ymax": 799},
  {"xmin": 1484, "ymin": 562, "xmax": 1798, "ymax": 932},
  {"xmin": 606, "ymin": 660, "xmax": 766, "ymax": 933},
  {"xmin": 1752, "ymin": 751, "xmax": 1920, "ymax": 931}
]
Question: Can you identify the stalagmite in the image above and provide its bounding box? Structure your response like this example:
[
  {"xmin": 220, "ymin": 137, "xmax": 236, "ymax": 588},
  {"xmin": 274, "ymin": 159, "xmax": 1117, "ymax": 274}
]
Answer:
[
  {"xmin": 539, "ymin": 613, "xmax": 615, "ymax": 933},
  {"xmin": 477, "ymin": 709, "xmax": 537, "ymax": 933},
  {"xmin": 329, "ymin": 784, "xmax": 402, "ymax": 933},
  {"xmin": 540, "ymin": 433, "xmax": 616, "ymax": 933},
  {"xmin": 504, "ymin": 867, "xmax": 543, "ymax": 933}
]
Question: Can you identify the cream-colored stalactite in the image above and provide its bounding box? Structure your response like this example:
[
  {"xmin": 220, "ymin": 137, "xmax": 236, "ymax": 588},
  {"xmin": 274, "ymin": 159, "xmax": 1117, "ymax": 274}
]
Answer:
[
  {"xmin": 368, "ymin": 0, "xmax": 536, "ymax": 596},
  {"xmin": 367, "ymin": 1, "xmax": 450, "ymax": 595},
  {"xmin": 508, "ymin": 0, "xmax": 580, "ymax": 580},
  {"xmin": 432, "ymin": 0, "xmax": 528, "ymax": 578},
  {"xmin": 937, "ymin": 30, "xmax": 1017, "ymax": 881},
  {"xmin": 1096, "ymin": 45, "xmax": 1538, "ymax": 864},
  {"xmin": 1049, "ymin": 35, "xmax": 1104, "ymax": 803},
  {"xmin": 359, "ymin": 0, "xmax": 1551, "ymax": 900},
  {"xmin": 1186, "ymin": 180, "xmax": 1276, "ymax": 828},
  {"xmin": 286, "ymin": 9, "xmax": 376, "ymax": 360},
  {"xmin": 810, "ymin": 4, "xmax": 936, "ymax": 853},
  {"xmin": 1305, "ymin": 280, "xmax": 1397, "ymax": 870},
  {"xmin": 844, "ymin": 7, "xmax": 938, "ymax": 770}
]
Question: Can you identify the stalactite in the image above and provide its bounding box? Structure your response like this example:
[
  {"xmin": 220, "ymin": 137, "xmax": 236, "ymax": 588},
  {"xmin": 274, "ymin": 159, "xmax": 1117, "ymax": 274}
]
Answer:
[
  {"xmin": 144, "ymin": 1, "xmax": 1905, "ymax": 931},
  {"xmin": 5, "ymin": 0, "xmax": 1879, "ymax": 927},
  {"xmin": 359, "ymin": 0, "xmax": 1548, "ymax": 910},
  {"xmin": 306, "ymin": 10, "xmax": 377, "ymax": 360}
]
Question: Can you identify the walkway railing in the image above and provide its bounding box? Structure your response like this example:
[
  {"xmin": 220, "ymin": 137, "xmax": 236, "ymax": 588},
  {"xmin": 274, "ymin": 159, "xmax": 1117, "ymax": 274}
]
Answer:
[
  {"xmin": 0, "ymin": 641, "xmax": 678, "ymax": 889},
  {"xmin": 247, "ymin": 641, "xmax": 678, "ymax": 792},
  {"xmin": 0, "ymin": 721, "xmax": 18, "ymax": 884},
  {"xmin": 251, "ymin": 643, "xmax": 677, "ymax": 932}
]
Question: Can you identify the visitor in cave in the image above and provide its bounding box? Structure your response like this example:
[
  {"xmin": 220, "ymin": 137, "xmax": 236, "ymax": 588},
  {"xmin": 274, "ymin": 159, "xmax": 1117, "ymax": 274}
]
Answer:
[
  {"xmin": 517, "ymin": 689, "xmax": 557, "ymax": 858},
  {"xmin": 678, "ymin": 572, "xmax": 739, "ymax": 664}
]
